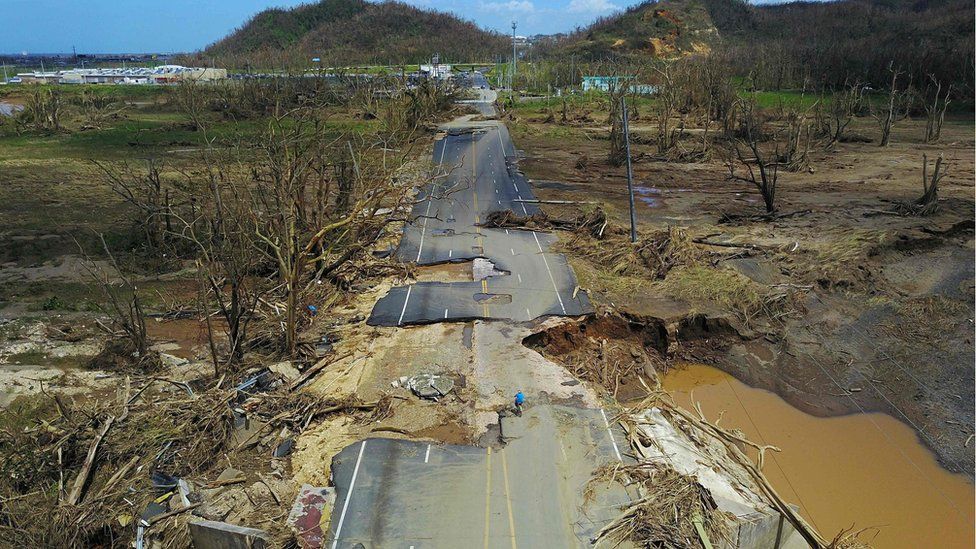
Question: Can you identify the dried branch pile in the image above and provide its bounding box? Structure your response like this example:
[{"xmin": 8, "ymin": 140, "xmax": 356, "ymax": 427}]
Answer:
[
  {"xmin": 566, "ymin": 222, "xmax": 704, "ymax": 280},
  {"xmin": 592, "ymin": 462, "xmax": 726, "ymax": 548},
  {"xmin": 0, "ymin": 370, "xmax": 385, "ymax": 547}
]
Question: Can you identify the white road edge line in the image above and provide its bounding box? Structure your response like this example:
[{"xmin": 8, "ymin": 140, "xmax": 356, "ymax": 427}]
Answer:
[
  {"xmin": 600, "ymin": 408, "xmax": 623, "ymax": 462},
  {"xmin": 415, "ymin": 195, "xmax": 433, "ymax": 263},
  {"xmin": 425, "ymin": 444, "xmax": 431, "ymax": 463},
  {"xmin": 532, "ymin": 232, "xmax": 567, "ymax": 314},
  {"xmin": 330, "ymin": 440, "xmax": 367, "ymax": 549},
  {"xmin": 397, "ymin": 285, "xmax": 413, "ymax": 326},
  {"xmin": 415, "ymin": 140, "xmax": 449, "ymax": 263},
  {"xmin": 444, "ymin": 308, "xmax": 449, "ymax": 319}
]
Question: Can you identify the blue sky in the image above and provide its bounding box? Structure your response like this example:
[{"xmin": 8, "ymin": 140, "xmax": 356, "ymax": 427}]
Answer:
[{"xmin": 1, "ymin": 0, "xmax": 789, "ymax": 54}]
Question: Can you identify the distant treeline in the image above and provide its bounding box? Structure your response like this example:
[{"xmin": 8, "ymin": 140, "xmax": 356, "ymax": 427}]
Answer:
[
  {"xmin": 537, "ymin": 0, "xmax": 975, "ymax": 96},
  {"xmin": 722, "ymin": 0, "xmax": 975, "ymax": 95}
]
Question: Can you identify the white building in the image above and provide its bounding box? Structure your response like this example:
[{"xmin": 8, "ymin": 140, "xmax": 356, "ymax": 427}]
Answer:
[
  {"xmin": 419, "ymin": 63, "xmax": 452, "ymax": 80},
  {"xmin": 16, "ymin": 65, "xmax": 227, "ymax": 85}
]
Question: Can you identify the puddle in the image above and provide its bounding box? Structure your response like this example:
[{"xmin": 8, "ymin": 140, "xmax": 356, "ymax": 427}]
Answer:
[
  {"xmin": 414, "ymin": 262, "xmax": 473, "ymax": 283},
  {"xmin": 662, "ymin": 363, "xmax": 975, "ymax": 548},
  {"xmin": 632, "ymin": 186, "xmax": 663, "ymax": 208},
  {"xmin": 146, "ymin": 318, "xmax": 222, "ymax": 360},
  {"xmin": 473, "ymin": 293, "xmax": 512, "ymax": 304}
]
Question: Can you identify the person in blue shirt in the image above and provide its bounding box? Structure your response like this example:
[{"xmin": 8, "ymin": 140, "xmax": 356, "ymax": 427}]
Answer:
[{"xmin": 514, "ymin": 391, "xmax": 525, "ymax": 417}]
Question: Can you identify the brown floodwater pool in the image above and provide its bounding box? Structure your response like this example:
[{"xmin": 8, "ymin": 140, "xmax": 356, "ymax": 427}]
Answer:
[{"xmin": 662, "ymin": 363, "xmax": 974, "ymax": 548}]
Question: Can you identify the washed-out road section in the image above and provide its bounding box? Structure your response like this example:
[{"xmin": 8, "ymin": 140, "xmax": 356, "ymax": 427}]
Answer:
[
  {"xmin": 327, "ymin": 74, "xmax": 624, "ymax": 549},
  {"xmin": 368, "ymin": 75, "xmax": 590, "ymax": 326}
]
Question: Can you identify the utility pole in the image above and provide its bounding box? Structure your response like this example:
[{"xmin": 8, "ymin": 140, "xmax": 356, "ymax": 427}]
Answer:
[
  {"xmin": 511, "ymin": 20, "xmax": 517, "ymax": 91},
  {"xmin": 621, "ymin": 97, "xmax": 637, "ymax": 243}
]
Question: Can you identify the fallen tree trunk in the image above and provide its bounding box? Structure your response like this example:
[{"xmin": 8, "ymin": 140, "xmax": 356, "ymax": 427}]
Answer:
[{"xmin": 67, "ymin": 415, "xmax": 116, "ymax": 505}]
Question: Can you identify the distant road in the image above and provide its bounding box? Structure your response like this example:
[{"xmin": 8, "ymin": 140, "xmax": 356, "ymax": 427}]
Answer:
[{"xmin": 368, "ymin": 73, "xmax": 590, "ymax": 326}]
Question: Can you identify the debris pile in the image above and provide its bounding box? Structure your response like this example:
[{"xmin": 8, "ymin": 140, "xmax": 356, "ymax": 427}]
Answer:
[
  {"xmin": 595, "ymin": 391, "xmax": 874, "ymax": 549},
  {"xmin": 566, "ymin": 222, "xmax": 704, "ymax": 280},
  {"xmin": 592, "ymin": 461, "xmax": 728, "ymax": 547},
  {"xmin": 392, "ymin": 373, "xmax": 455, "ymax": 400},
  {"xmin": 0, "ymin": 359, "xmax": 385, "ymax": 547}
]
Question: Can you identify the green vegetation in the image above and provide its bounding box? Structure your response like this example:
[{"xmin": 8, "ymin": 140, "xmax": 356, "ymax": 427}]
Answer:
[{"xmin": 201, "ymin": 0, "xmax": 507, "ymax": 68}]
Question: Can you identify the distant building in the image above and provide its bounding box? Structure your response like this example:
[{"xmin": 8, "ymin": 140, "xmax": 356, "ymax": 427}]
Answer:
[
  {"xmin": 419, "ymin": 61, "xmax": 452, "ymax": 80},
  {"xmin": 14, "ymin": 65, "xmax": 227, "ymax": 85},
  {"xmin": 581, "ymin": 75, "xmax": 656, "ymax": 95}
]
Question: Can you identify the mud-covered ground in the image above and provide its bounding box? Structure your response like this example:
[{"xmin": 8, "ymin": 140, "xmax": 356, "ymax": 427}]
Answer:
[{"xmin": 509, "ymin": 109, "xmax": 975, "ymax": 476}]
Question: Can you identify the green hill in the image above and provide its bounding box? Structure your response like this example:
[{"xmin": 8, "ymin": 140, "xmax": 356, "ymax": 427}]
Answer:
[
  {"xmin": 202, "ymin": 0, "xmax": 508, "ymax": 67},
  {"xmin": 550, "ymin": 0, "xmax": 974, "ymax": 91}
]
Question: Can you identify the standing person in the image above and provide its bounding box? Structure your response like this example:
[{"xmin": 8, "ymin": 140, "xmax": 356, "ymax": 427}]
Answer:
[{"xmin": 514, "ymin": 391, "xmax": 525, "ymax": 417}]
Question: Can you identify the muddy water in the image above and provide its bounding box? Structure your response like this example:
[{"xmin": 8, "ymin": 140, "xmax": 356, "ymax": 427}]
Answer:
[
  {"xmin": 663, "ymin": 363, "xmax": 975, "ymax": 548},
  {"xmin": 146, "ymin": 318, "xmax": 222, "ymax": 359}
]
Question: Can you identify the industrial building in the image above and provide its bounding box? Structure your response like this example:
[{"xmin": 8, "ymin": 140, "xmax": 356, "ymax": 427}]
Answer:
[{"xmin": 12, "ymin": 65, "xmax": 227, "ymax": 85}]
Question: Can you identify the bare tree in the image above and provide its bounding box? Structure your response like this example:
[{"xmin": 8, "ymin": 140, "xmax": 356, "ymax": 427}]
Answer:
[
  {"xmin": 872, "ymin": 63, "xmax": 908, "ymax": 147},
  {"xmin": 726, "ymin": 102, "xmax": 780, "ymax": 214},
  {"xmin": 82, "ymin": 234, "xmax": 151, "ymax": 363},
  {"xmin": 95, "ymin": 159, "xmax": 172, "ymax": 251},
  {"xmin": 923, "ymin": 75, "xmax": 951, "ymax": 144},
  {"xmin": 18, "ymin": 86, "xmax": 63, "ymax": 134},
  {"xmin": 652, "ymin": 61, "xmax": 686, "ymax": 158},
  {"xmin": 898, "ymin": 153, "xmax": 946, "ymax": 216},
  {"xmin": 778, "ymin": 108, "xmax": 814, "ymax": 171},
  {"xmin": 815, "ymin": 79, "xmax": 863, "ymax": 148}
]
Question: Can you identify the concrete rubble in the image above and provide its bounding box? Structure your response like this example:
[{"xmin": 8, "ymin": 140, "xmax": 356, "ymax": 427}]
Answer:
[
  {"xmin": 392, "ymin": 373, "xmax": 455, "ymax": 400},
  {"xmin": 632, "ymin": 408, "xmax": 810, "ymax": 549},
  {"xmin": 188, "ymin": 520, "xmax": 269, "ymax": 549}
]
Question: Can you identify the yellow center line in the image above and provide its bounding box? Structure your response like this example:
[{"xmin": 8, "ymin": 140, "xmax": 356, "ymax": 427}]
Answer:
[
  {"xmin": 482, "ymin": 279, "xmax": 490, "ymax": 318},
  {"xmin": 500, "ymin": 450, "xmax": 517, "ymax": 549},
  {"xmin": 483, "ymin": 446, "xmax": 492, "ymax": 549}
]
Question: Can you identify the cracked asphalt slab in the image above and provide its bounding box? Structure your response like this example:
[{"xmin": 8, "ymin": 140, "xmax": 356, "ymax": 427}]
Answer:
[
  {"xmin": 326, "ymin": 76, "xmax": 628, "ymax": 549},
  {"xmin": 368, "ymin": 91, "xmax": 591, "ymax": 326},
  {"xmin": 327, "ymin": 406, "xmax": 631, "ymax": 549}
]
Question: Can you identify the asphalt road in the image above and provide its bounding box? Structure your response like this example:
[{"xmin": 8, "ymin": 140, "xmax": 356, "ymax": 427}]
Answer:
[
  {"xmin": 368, "ymin": 78, "xmax": 591, "ymax": 326},
  {"xmin": 332, "ymin": 75, "xmax": 627, "ymax": 549},
  {"xmin": 327, "ymin": 406, "xmax": 630, "ymax": 548}
]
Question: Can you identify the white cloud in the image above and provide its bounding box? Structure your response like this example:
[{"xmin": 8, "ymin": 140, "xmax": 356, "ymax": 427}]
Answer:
[
  {"xmin": 567, "ymin": 0, "xmax": 616, "ymax": 13},
  {"xmin": 481, "ymin": 0, "xmax": 536, "ymax": 13}
]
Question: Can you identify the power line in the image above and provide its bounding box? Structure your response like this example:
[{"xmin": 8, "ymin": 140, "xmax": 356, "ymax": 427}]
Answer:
[
  {"xmin": 768, "ymin": 315, "xmax": 970, "ymax": 514},
  {"xmin": 805, "ymin": 294, "xmax": 971, "ymax": 478}
]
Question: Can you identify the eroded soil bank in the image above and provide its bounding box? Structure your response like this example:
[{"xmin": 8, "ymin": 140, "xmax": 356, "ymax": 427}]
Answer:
[
  {"xmin": 664, "ymin": 362, "xmax": 975, "ymax": 549},
  {"xmin": 508, "ymin": 110, "xmax": 975, "ymax": 478}
]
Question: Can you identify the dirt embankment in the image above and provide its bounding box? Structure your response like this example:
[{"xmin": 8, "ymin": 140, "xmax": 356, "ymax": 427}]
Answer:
[{"xmin": 511, "ymin": 114, "xmax": 975, "ymax": 476}]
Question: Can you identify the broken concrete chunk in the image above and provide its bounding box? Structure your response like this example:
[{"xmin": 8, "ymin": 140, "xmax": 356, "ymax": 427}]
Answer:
[
  {"xmin": 287, "ymin": 485, "xmax": 336, "ymax": 549},
  {"xmin": 268, "ymin": 361, "xmax": 300, "ymax": 381},
  {"xmin": 188, "ymin": 520, "xmax": 269, "ymax": 549},
  {"xmin": 159, "ymin": 353, "xmax": 189, "ymax": 368},
  {"xmin": 405, "ymin": 373, "xmax": 454, "ymax": 399},
  {"xmin": 216, "ymin": 468, "xmax": 245, "ymax": 483}
]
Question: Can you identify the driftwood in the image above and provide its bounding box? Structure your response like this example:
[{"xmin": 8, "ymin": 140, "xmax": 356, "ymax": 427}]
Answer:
[
  {"xmin": 511, "ymin": 199, "xmax": 598, "ymax": 205},
  {"xmin": 288, "ymin": 351, "xmax": 354, "ymax": 392},
  {"xmin": 146, "ymin": 503, "xmax": 202, "ymax": 526},
  {"xmin": 66, "ymin": 415, "xmax": 116, "ymax": 505}
]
